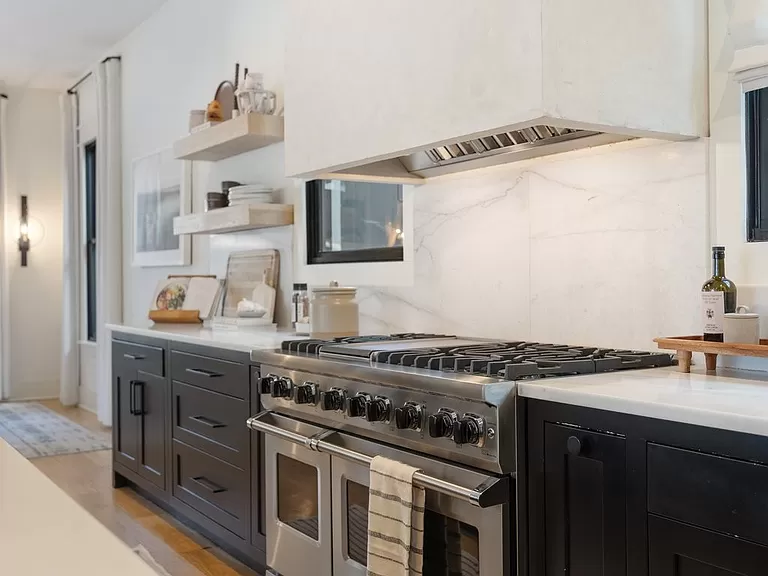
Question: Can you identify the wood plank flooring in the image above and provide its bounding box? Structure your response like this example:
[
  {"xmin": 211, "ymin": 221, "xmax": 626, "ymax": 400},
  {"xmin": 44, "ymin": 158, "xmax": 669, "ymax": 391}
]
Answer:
[{"xmin": 31, "ymin": 400, "xmax": 257, "ymax": 576}]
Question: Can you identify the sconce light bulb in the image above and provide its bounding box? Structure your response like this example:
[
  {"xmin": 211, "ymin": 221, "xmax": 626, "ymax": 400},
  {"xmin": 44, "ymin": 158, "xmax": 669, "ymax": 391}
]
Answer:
[{"xmin": 19, "ymin": 223, "xmax": 28, "ymax": 237}]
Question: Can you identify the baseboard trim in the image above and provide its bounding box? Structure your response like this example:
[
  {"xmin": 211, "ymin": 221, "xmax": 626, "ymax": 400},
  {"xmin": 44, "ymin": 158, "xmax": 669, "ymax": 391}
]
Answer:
[
  {"xmin": 78, "ymin": 403, "xmax": 97, "ymax": 415},
  {"xmin": 6, "ymin": 395, "xmax": 59, "ymax": 402}
]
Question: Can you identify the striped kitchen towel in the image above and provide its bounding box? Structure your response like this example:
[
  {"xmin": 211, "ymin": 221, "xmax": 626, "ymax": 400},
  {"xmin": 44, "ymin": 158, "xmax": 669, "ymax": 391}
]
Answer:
[{"xmin": 367, "ymin": 455, "xmax": 425, "ymax": 576}]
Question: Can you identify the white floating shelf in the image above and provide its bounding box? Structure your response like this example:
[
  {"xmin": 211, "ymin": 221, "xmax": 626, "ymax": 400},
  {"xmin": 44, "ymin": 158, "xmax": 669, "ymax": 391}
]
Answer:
[
  {"xmin": 173, "ymin": 204, "xmax": 294, "ymax": 235},
  {"xmin": 173, "ymin": 113, "xmax": 284, "ymax": 161}
]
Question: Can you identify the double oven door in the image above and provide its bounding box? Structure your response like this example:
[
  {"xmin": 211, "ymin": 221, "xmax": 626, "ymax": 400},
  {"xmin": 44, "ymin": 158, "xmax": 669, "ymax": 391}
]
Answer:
[{"xmin": 254, "ymin": 412, "xmax": 512, "ymax": 576}]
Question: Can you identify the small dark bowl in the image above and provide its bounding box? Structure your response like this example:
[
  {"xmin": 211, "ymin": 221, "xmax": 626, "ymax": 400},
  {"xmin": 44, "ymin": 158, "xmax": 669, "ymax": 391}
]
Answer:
[
  {"xmin": 207, "ymin": 192, "xmax": 228, "ymax": 210},
  {"xmin": 221, "ymin": 181, "xmax": 241, "ymax": 195}
]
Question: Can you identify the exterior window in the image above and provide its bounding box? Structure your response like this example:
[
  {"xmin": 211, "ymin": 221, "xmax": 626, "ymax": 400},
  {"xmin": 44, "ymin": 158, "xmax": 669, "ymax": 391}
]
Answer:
[
  {"xmin": 84, "ymin": 141, "xmax": 97, "ymax": 341},
  {"xmin": 306, "ymin": 180, "xmax": 403, "ymax": 264},
  {"xmin": 746, "ymin": 87, "xmax": 768, "ymax": 241}
]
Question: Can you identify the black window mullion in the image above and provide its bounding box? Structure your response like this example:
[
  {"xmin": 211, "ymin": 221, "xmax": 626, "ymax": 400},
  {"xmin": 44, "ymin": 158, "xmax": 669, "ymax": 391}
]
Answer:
[{"xmin": 84, "ymin": 141, "xmax": 97, "ymax": 342}]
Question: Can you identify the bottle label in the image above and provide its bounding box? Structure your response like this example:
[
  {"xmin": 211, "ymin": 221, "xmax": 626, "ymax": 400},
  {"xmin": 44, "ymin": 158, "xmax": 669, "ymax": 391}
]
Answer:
[{"xmin": 701, "ymin": 291, "xmax": 725, "ymax": 334}]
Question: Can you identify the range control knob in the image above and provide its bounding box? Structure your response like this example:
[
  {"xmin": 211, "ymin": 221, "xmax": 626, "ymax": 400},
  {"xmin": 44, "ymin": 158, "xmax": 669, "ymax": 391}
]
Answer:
[
  {"xmin": 347, "ymin": 393, "xmax": 370, "ymax": 418},
  {"xmin": 428, "ymin": 411, "xmax": 456, "ymax": 439},
  {"xmin": 270, "ymin": 377, "xmax": 293, "ymax": 399},
  {"xmin": 394, "ymin": 404, "xmax": 422, "ymax": 430},
  {"xmin": 293, "ymin": 383, "xmax": 317, "ymax": 405},
  {"xmin": 365, "ymin": 397, "xmax": 391, "ymax": 422},
  {"xmin": 320, "ymin": 389, "xmax": 345, "ymax": 412},
  {"xmin": 452, "ymin": 415, "xmax": 485, "ymax": 446},
  {"xmin": 259, "ymin": 374, "xmax": 277, "ymax": 394}
]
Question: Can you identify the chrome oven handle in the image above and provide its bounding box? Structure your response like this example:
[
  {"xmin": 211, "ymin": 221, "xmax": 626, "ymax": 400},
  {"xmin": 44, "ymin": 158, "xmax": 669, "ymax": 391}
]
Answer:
[{"xmin": 246, "ymin": 411, "xmax": 509, "ymax": 509}]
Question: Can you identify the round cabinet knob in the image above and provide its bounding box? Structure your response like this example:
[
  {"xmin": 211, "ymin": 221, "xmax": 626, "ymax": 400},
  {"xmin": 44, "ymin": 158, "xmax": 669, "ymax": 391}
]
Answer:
[
  {"xmin": 347, "ymin": 394, "xmax": 369, "ymax": 418},
  {"xmin": 320, "ymin": 389, "xmax": 344, "ymax": 412},
  {"xmin": 453, "ymin": 416, "xmax": 482, "ymax": 446},
  {"xmin": 394, "ymin": 405, "xmax": 421, "ymax": 430},
  {"xmin": 293, "ymin": 383, "xmax": 316, "ymax": 405},
  {"xmin": 567, "ymin": 436, "xmax": 582, "ymax": 456},
  {"xmin": 259, "ymin": 374, "xmax": 277, "ymax": 395},
  {"xmin": 365, "ymin": 398, "xmax": 390, "ymax": 423},
  {"xmin": 270, "ymin": 377, "xmax": 293, "ymax": 399},
  {"xmin": 428, "ymin": 412, "xmax": 454, "ymax": 439}
]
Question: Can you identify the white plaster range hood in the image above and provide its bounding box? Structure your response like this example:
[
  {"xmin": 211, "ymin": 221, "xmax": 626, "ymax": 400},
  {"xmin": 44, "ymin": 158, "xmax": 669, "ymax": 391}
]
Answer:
[{"xmin": 286, "ymin": 0, "xmax": 709, "ymax": 182}]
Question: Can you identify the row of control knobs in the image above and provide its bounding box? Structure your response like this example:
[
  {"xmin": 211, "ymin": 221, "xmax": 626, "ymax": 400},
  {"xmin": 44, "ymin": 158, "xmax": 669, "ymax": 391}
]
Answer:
[{"xmin": 259, "ymin": 375, "xmax": 485, "ymax": 446}]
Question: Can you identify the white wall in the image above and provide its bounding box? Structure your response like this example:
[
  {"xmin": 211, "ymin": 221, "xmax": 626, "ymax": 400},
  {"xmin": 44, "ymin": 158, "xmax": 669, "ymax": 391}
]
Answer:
[
  {"xmin": 4, "ymin": 87, "xmax": 63, "ymax": 399},
  {"xmin": 358, "ymin": 138, "xmax": 709, "ymax": 351},
  {"xmin": 112, "ymin": 0, "xmax": 295, "ymax": 327}
]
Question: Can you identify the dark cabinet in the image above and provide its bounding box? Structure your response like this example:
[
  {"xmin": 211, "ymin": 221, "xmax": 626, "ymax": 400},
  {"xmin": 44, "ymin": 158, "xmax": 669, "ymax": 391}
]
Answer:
[
  {"xmin": 250, "ymin": 366, "xmax": 266, "ymax": 551},
  {"xmin": 649, "ymin": 515, "xmax": 768, "ymax": 576},
  {"xmin": 113, "ymin": 354, "xmax": 140, "ymax": 470},
  {"xmin": 136, "ymin": 372, "xmax": 167, "ymax": 489},
  {"xmin": 543, "ymin": 423, "xmax": 627, "ymax": 576}
]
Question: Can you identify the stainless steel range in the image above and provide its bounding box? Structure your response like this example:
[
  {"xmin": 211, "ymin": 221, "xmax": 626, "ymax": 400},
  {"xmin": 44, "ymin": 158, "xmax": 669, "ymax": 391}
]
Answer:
[{"xmin": 247, "ymin": 334, "xmax": 672, "ymax": 576}]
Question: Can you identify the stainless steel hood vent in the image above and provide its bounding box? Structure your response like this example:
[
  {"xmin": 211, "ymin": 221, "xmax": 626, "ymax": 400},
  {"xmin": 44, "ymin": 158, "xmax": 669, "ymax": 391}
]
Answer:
[{"xmin": 398, "ymin": 125, "xmax": 631, "ymax": 179}]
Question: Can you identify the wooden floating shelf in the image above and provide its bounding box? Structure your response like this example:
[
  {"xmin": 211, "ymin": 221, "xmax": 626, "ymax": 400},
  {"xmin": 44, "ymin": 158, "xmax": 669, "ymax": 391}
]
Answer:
[
  {"xmin": 173, "ymin": 204, "xmax": 294, "ymax": 235},
  {"xmin": 174, "ymin": 113, "xmax": 284, "ymax": 161},
  {"xmin": 654, "ymin": 335, "xmax": 768, "ymax": 373}
]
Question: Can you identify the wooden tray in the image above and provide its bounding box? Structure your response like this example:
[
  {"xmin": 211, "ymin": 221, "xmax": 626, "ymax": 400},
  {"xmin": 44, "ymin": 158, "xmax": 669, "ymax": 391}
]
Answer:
[
  {"xmin": 149, "ymin": 309, "xmax": 202, "ymax": 324},
  {"xmin": 653, "ymin": 335, "xmax": 768, "ymax": 372}
]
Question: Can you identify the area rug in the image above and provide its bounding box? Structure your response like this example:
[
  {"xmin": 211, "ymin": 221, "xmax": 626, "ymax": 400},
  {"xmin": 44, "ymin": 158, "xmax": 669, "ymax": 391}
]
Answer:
[{"xmin": 0, "ymin": 402, "xmax": 111, "ymax": 459}]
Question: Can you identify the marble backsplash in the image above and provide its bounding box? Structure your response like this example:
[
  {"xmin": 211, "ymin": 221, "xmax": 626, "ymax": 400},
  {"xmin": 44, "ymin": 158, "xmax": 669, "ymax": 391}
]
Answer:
[{"xmin": 357, "ymin": 139, "xmax": 710, "ymax": 351}]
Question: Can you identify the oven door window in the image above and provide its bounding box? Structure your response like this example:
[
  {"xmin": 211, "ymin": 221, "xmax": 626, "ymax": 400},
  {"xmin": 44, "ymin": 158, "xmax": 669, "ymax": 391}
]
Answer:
[
  {"xmin": 343, "ymin": 478, "xmax": 480, "ymax": 575},
  {"xmin": 277, "ymin": 453, "xmax": 319, "ymax": 540}
]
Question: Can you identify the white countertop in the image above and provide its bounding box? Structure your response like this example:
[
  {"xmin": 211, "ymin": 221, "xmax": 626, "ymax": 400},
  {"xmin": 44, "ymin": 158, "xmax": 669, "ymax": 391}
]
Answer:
[
  {"xmin": 107, "ymin": 322, "xmax": 303, "ymax": 352},
  {"xmin": 0, "ymin": 439, "xmax": 157, "ymax": 575},
  {"xmin": 518, "ymin": 367, "xmax": 768, "ymax": 438}
]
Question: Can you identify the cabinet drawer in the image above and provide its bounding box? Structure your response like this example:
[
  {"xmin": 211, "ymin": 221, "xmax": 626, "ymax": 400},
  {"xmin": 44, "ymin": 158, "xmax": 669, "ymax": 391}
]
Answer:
[
  {"xmin": 172, "ymin": 381, "xmax": 249, "ymax": 469},
  {"xmin": 171, "ymin": 350, "xmax": 248, "ymax": 399},
  {"xmin": 648, "ymin": 443, "xmax": 768, "ymax": 547},
  {"xmin": 172, "ymin": 440, "xmax": 249, "ymax": 539},
  {"xmin": 114, "ymin": 340, "xmax": 164, "ymax": 377}
]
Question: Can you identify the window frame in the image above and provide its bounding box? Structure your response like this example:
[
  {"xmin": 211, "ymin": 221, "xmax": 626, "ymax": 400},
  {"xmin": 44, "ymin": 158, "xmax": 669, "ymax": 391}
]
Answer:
[
  {"xmin": 84, "ymin": 140, "xmax": 97, "ymax": 342},
  {"xmin": 305, "ymin": 179, "xmax": 404, "ymax": 265}
]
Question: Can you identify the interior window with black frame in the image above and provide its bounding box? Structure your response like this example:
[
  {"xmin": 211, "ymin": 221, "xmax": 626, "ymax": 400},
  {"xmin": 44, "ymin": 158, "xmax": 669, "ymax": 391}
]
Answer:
[
  {"xmin": 306, "ymin": 180, "xmax": 404, "ymax": 264},
  {"xmin": 746, "ymin": 86, "xmax": 768, "ymax": 241}
]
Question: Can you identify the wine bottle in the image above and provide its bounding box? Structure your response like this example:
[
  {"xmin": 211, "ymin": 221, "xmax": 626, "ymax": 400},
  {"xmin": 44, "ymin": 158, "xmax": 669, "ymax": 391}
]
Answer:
[{"xmin": 701, "ymin": 246, "xmax": 737, "ymax": 342}]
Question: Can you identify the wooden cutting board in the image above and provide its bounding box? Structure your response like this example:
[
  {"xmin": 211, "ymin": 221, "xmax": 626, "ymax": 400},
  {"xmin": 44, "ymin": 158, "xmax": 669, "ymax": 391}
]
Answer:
[{"xmin": 222, "ymin": 249, "xmax": 279, "ymax": 320}]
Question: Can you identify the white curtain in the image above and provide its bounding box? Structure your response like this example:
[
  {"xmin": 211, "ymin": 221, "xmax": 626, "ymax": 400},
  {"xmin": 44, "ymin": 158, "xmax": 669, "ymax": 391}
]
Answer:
[
  {"xmin": 95, "ymin": 58, "xmax": 123, "ymax": 426},
  {"xmin": 0, "ymin": 96, "xmax": 10, "ymax": 401},
  {"xmin": 59, "ymin": 93, "xmax": 80, "ymax": 406}
]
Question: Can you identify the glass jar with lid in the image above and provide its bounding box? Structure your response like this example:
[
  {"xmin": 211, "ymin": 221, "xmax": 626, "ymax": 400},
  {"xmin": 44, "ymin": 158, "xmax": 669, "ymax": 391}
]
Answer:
[{"xmin": 310, "ymin": 282, "xmax": 359, "ymax": 339}]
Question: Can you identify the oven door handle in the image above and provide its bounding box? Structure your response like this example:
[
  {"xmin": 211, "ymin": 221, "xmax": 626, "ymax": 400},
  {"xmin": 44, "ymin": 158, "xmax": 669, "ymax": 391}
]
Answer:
[{"xmin": 246, "ymin": 411, "xmax": 509, "ymax": 509}]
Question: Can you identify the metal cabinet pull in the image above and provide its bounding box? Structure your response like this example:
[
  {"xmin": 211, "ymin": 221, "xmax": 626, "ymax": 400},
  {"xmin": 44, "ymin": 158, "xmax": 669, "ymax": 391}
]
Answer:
[
  {"xmin": 129, "ymin": 380, "xmax": 136, "ymax": 415},
  {"xmin": 123, "ymin": 353, "xmax": 145, "ymax": 361},
  {"xmin": 567, "ymin": 436, "xmax": 582, "ymax": 456},
  {"xmin": 132, "ymin": 381, "xmax": 144, "ymax": 416},
  {"xmin": 189, "ymin": 415, "xmax": 225, "ymax": 429},
  {"xmin": 247, "ymin": 411, "xmax": 510, "ymax": 508},
  {"xmin": 190, "ymin": 476, "xmax": 226, "ymax": 494},
  {"xmin": 185, "ymin": 368, "xmax": 222, "ymax": 378}
]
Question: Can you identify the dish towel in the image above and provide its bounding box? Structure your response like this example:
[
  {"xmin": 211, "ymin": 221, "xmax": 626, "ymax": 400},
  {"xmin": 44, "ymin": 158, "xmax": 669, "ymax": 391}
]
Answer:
[{"xmin": 367, "ymin": 455, "xmax": 425, "ymax": 576}]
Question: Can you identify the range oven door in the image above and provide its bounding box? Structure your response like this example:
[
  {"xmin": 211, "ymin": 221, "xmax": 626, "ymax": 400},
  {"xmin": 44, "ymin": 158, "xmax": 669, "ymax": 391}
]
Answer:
[
  {"xmin": 250, "ymin": 411, "xmax": 512, "ymax": 576},
  {"xmin": 263, "ymin": 416, "xmax": 332, "ymax": 576}
]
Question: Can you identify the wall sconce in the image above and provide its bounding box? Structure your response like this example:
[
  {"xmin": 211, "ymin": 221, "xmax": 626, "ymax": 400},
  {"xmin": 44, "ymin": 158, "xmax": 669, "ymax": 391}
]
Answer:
[{"xmin": 18, "ymin": 195, "xmax": 29, "ymax": 267}]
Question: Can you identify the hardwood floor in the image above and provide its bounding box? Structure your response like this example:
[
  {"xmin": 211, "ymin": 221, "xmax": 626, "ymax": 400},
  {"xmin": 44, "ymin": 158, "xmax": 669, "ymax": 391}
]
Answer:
[{"xmin": 31, "ymin": 400, "xmax": 258, "ymax": 576}]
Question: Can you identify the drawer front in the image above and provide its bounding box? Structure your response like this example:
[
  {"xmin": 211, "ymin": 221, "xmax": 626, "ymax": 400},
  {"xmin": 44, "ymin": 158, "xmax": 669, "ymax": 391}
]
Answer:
[
  {"xmin": 648, "ymin": 443, "xmax": 768, "ymax": 547},
  {"xmin": 114, "ymin": 340, "xmax": 164, "ymax": 377},
  {"xmin": 173, "ymin": 381, "xmax": 249, "ymax": 469},
  {"xmin": 172, "ymin": 439, "xmax": 250, "ymax": 539},
  {"xmin": 171, "ymin": 350, "xmax": 248, "ymax": 399}
]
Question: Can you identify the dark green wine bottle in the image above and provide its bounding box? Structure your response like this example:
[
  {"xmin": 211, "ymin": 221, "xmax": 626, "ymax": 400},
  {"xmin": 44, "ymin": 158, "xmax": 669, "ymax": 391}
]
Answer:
[{"xmin": 701, "ymin": 246, "xmax": 737, "ymax": 342}]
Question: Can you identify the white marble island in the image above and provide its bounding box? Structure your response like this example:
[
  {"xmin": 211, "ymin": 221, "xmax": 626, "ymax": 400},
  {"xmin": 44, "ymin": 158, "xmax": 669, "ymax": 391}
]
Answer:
[{"xmin": 0, "ymin": 438, "xmax": 157, "ymax": 576}]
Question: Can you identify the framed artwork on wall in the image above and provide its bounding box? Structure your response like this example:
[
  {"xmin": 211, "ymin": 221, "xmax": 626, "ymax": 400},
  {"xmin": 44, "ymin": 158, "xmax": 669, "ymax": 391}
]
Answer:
[{"xmin": 131, "ymin": 148, "xmax": 192, "ymax": 267}]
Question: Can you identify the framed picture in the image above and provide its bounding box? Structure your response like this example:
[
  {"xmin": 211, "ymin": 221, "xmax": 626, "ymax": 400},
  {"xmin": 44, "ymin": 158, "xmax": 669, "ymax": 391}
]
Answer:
[{"xmin": 131, "ymin": 148, "xmax": 192, "ymax": 267}]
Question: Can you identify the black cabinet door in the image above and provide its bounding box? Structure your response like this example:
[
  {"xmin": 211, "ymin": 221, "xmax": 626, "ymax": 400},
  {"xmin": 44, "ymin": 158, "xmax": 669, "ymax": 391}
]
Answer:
[
  {"xmin": 136, "ymin": 372, "xmax": 167, "ymax": 490},
  {"xmin": 649, "ymin": 515, "xmax": 768, "ymax": 575},
  {"xmin": 113, "ymin": 356, "xmax": 139, "ymax": 472},
  {"xmin": 250, "ymin": 366, "xmax": 266, "ymax": 551},
  {"xmin": 544, "ymin": 423, "xmax": 627, "ymax": 576}
]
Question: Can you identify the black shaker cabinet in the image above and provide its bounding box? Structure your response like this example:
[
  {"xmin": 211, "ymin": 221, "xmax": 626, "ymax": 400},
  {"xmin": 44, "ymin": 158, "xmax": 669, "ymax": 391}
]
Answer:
[
  {"xmin": 112, "ymin": 333, "xmax": 266, "ymax": 574},
  {"xmin": 522, "ymin": 398, "xmax": 768, "ymax": 576}
]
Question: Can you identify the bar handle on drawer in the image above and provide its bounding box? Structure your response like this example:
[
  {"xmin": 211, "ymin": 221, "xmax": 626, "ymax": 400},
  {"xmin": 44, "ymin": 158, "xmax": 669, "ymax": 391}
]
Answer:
[
  {"xmin": 190, "ymin": 476, "xmax": 226, "ymax": 494},
  {"xmin": 185, "ymin": 368, "xmax": 222, "ymax": 378},
  {"xmin": 189, "ymin": 415, "xmax": 226, "ymax": 429},
  {"xmin": 123, "ymin": 353, "xmax": 145, "ymax": 361}
]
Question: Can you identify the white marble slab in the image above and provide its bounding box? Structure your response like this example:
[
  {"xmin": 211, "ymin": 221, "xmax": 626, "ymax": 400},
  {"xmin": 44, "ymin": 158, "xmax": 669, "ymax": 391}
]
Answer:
[
  {"xmin": 0, "ymin": 438, "xmax": 157, "ymax": 576},
  {"xmin": 518, "ymin": 367, "xmax": 768, "ymax": 438},
  {"xmin": 107, "ymin": 322, "xmax": 301, "ymax": 352}
]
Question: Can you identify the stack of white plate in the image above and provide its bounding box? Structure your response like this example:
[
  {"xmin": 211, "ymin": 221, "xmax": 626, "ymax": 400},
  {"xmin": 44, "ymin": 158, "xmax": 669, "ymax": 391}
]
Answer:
[{"xmin": 227, "ymin": 184, "xmax": 274, "ymax": 206}]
